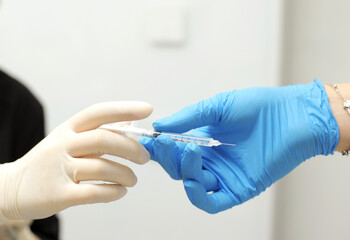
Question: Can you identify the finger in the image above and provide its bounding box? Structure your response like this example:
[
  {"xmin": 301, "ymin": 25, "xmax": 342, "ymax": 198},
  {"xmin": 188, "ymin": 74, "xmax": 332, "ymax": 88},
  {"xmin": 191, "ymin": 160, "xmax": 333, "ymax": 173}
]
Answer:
[
  {"xmin": 183, "ymin": 180, "xmax": 233, "ymax": 214},
  {"xmin": 181, "ymin": 143, "xmax": 203, "ymax": 182},
  {"xmin": 153, "ymin": 135, "xmax": 183, "ymax": 180},
  {"xmin": 138, "ymin": 137, "xmax": 155, "ymax": 160},
  {"xmin": 67, "ymin": 129, "xmax": 150, "ymax": 164},
  {"xmin": 153, "ymin": 92, "xmax": 228, "ymax": 133},
  {"xmin": 66, "ymin": 101, "xmax": 153, "ymax": 133},
  {"xmin": 67, "ymin": 184, "xmax": 127, "ymax": 206},
  {"xmin": 72, "ymin": 157, "xmax": 137, "ymax": 187},
  {"xmin": 181, "ymin": 144, "xmax": 219, "ymax": 191},
  {"xmin": 203, "ymin": 170, "xmax": 220, "ymax": 192}
]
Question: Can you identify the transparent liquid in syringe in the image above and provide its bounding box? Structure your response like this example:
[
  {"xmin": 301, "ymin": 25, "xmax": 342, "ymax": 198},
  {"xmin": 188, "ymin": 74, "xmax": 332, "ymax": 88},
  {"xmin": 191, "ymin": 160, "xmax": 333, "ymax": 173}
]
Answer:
[
  {"xmin": 159, "ymin": 132, "xmax": 213, "ymax": 146},
  {"xmin": 99, "ymin": 123, "xmax": 235, "ymax": 147}
]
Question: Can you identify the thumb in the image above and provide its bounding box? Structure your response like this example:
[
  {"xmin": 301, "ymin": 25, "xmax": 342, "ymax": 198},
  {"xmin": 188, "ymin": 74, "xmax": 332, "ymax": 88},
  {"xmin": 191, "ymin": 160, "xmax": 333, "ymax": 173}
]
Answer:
[{"xmin": 153, "ymin": 92, "xmax": 228, "ymax": 133}]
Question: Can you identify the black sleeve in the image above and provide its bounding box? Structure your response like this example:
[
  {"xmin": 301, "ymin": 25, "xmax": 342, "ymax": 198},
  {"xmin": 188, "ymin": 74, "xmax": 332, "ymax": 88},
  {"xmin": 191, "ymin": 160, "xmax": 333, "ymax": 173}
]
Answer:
[
  {"xmin": 30, "ymin": 216, "xmax": 60, "ymax": 240},
  {"xmin": 0, "ymin": 71, "xmax": 60, "ymax": 240},
  {"xmin": 11, "ymin": 82, "xmax": 45, "ymax": 160}
]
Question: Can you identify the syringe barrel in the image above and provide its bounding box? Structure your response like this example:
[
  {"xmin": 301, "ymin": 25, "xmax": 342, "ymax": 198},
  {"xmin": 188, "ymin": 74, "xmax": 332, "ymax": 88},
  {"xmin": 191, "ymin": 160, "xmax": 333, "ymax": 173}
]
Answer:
[
  {"xmin": 100, "ymin": 124, "xmax": 155, "ymax": 138},
  {"xmin": 160, "ymin": 132, "xmax": 215, "ymax": 146},
  {"xmin": 119, "ymin": 127, "xmax": 156, "ymax": 139},
  {"xmin": 100, "ymin": 124, "xmax": 220, "ymax": 147}
]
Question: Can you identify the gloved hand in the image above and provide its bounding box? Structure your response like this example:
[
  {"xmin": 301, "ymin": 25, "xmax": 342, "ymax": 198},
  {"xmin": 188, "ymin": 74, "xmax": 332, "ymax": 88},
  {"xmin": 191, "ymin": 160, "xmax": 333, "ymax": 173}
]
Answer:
[
  {"xmin": 140, "ymin": 80, "xmax": 339, "ymax": 213},
  {"xmin": 0, "ymin": 101, "xmax": 152, "ymax": 223}
]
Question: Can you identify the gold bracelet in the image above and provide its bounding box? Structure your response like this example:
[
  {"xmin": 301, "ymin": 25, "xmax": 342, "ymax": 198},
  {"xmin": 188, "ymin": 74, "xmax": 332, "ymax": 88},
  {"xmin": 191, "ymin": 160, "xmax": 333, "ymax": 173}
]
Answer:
[{"xmin": 332, "ymin": 84, "xmax": 350, "ymax": 155}]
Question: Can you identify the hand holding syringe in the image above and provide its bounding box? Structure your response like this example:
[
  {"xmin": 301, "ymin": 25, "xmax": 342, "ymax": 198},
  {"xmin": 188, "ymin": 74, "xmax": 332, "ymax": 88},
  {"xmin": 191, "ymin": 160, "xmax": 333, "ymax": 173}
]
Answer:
[{"xmin": 100, "ymin": 123, "xmax": 235, "ymax": 147}]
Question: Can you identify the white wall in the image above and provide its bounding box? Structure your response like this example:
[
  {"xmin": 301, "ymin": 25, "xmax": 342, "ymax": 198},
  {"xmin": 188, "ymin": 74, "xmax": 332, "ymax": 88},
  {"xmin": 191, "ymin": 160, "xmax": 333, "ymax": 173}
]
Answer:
[
  {"xmin": 274, "ymin": 1, "xmax": 350, "ymax": 240},
  {"xmin": 0, "ymin": 0, "xmax": 283, "ymax": 239}
]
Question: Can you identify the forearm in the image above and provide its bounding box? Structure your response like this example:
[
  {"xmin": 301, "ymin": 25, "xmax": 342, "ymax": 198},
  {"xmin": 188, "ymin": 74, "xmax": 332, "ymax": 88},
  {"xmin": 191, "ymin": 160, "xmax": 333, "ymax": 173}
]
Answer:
[{"xmin": 324, "ymin": 83, "xmax": 350, "ymax": 152}]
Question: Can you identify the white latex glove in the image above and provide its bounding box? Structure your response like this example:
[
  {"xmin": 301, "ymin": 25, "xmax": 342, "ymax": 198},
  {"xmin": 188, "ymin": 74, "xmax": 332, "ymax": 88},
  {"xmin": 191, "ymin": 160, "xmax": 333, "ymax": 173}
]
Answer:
[{"xmin": 0, "ymin": 101, "xmax": 153, "ymax": 223}]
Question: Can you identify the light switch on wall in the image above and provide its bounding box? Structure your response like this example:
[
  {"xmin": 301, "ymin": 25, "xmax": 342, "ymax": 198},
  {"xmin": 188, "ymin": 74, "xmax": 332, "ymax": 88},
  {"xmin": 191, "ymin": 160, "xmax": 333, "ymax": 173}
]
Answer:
[{"xmin": 145, "ymin": 3, "xmax": 187, "ymax": 46}]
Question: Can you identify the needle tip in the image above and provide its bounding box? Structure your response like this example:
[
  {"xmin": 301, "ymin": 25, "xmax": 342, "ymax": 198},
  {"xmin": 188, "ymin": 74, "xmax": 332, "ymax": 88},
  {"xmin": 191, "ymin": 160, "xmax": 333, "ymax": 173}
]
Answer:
[{"xmin": 221, "ymin": 143, "xmax": 236, "ymax": 146}]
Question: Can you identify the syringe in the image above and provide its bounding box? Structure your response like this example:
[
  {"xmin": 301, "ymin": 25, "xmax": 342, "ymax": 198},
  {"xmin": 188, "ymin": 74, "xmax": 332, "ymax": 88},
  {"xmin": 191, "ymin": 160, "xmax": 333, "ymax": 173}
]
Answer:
[{"xmin": 100, "ymin": 123, "xmax": 235, "ymax": 147}]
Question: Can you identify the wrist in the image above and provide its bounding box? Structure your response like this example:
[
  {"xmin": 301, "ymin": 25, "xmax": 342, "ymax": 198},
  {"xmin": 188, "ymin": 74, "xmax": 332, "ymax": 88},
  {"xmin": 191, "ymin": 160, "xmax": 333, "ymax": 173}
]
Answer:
[
  {"xmin": 324, "ymin": 83, "xmax": 350, "ymax": 152},
  {"xmin": 0, "ymin": 162, "xmax": 24, "ymax": 223},
  {"xmin": 0, "ymin": 164, "xmax": 11, "ymax": 224},
  {"xmin": 0, "ymin": 206, "xmax": 7, "ymax": 225}
]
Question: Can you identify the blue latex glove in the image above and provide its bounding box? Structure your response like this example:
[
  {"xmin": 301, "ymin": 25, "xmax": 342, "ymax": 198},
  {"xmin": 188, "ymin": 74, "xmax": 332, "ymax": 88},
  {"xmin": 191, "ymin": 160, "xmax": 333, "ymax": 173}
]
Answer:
[{"xmin": 140, "ymin": 80, "xmax": 339, "ymax": 214}]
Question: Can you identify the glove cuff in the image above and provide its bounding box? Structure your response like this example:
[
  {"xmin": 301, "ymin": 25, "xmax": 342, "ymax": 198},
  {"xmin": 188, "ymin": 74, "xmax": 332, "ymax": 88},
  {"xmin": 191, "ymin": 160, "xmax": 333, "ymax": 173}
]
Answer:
[
  {"xmin": 0, "ymin": 164, "xmax": 9, "ymax": 224},
  {"xmin": 0, "ymin": 163, "xmax": 23, "ymax": 223},
  {"xmin": 305, "ymin": 79, "xmax": 339, "ymax": 155},
  {"xmin": 0, "ymin": 213, "xmax": 8, "ymax": 225}
]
